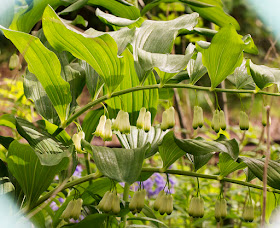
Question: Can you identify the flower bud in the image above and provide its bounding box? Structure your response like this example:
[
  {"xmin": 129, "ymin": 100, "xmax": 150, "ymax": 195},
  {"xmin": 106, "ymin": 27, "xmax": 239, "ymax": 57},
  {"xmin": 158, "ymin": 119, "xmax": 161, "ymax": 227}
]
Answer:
[
  {"xmin": 167, "ymin": 107, "xmax": 175, "ymax": 128},
  {"xmin": 98, "ymin": 191, "xmax": 110, "ymax": 211},
  {"xmin": 166, "ymin": 194, "xmax": 173, "ymax": 215},
  {"xmin": 243, "ymin": 204, "xmax": 254, "ymax": 222},
  {"xmin": 103, "ymin": 119, "xmax": 112, "ymax": 141},
  {"xmin": 111, "ymin": 193, "xmax": 120, "ymax": 214},
  {"xmin": 212, "ymin": 110, "xmax": 220, "ymax": 133},
  {"xmin": 112, "ymin": 110, "xmax": 124, "ymax": 131},
  {"xmin": 154, "ymin": 190, "xmax": 164, "ymax": 211},
  {"xmin": 61, "ymin": 200, "xmax": 75, "ymax": 219},
  {"xmin": 129, "ymin": 191, "xmax": 139, "ymax": 212},
  {"xmin": 161, "ymin": 110, "xmax": 169, "ymax": 131},
  {"xmin": 119, "ymin": 112, "xmax": 131, "ymax": 134},
  {"xmin": 192, "ymin": 106, "xmax": 199, "ymax": 130},
  {"xmin": 95, "ymin": 115, "xmax": 106, "ymax": 137},
  {"xmin": 219, "ymin": 110, "xmax": 226, "ymax": 130},
  {"xmin": 72, "ymin": 131, "xmax": 85, "ymax": 153},
  {"xmin": 239, "ymin": 111, "xmax": 249, "ymax": 131},
  {"xmin": 197, "ymin": 106, "xmax": 204, "ymax": 128},
  {"xmin": 136, "ymin": 107, "xmax": 146, "ymax": 129},
  {"xmin": 72, "ymin": 198, "xmax": 83, "ymax": 220},
  {"xmin": 159, "ymin": 194, "xmax": 168, "ymax": 215},
  {"xmin": 198, "ymin": 197, "xmax": 204, "ymax": 218},
  {"xmin": 103, "ymin": 192, "xmax": 114, "ymax": 213},
  {"xmin": 215, "ymin": 199, "xmax": 227, "ymax": 221},
  {"xmin": 144, "ymin": 111, "xmax": 151, "ymax": 132},
  {"xmin": 137, "ymin": 189, "xmax": 146, "ymax": 212},
  {"xmin": 262, "ymin": 106, "xmax": 267, "ymax": 126},
  {"xmin": 9, "ymin": 54, "xmax": 21, "ymax": 70},
  {"xmin": 189, "ymin": 197, "xmax": 204, "ymax": 218}
]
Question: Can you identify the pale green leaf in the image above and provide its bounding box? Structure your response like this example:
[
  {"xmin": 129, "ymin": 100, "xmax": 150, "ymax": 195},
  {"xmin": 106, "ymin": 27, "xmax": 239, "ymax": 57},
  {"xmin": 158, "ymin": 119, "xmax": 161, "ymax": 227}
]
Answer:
[
  {"xmin": 59, "ymin": 0, "xmax": 88, "ymax": 15},
  {"xmin": 199, "ymin": 24, "xmax": 245, "ymax": 88},
  {"xmin": 83, "ymin": 141, "xmax": 150, "ymax": 184},
  {"xmin": 188, "ymin": 52, "xmax": 207, "ymax": 85},
  {"xmin": 116, "ymin": 125, "xmax": 168, "ymax": 158},
  {"xmin": 243, "ymin": 34, "xmax": 258, "ymax": 55},
  {"xmin": 7, "ymin": 140, "xmax": 68, "ymax": 207},
  {"xmin": 42, "ymin": 5, "xmax": 125, "ymax": 94},
  {"xmin": 0, "ymin": 114, "xmax": 16, "ymax": 129},
  {"xmin": 1, "ymin": 27, "xmax": 72, "ymax": 123}
]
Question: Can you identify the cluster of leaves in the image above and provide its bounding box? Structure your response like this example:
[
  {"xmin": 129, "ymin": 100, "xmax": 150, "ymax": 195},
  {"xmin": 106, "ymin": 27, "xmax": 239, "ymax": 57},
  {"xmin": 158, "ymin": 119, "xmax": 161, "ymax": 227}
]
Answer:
[{"xmin": 0, "ymin": 0, "xmax": 280, "ymax": 227}]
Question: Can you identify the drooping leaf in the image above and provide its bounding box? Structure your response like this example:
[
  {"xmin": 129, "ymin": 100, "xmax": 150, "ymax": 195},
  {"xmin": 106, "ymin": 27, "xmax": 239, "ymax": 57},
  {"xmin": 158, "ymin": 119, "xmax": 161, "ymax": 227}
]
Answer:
[
  {"xmin": 88, "ymin": 0, "xmax": 141, "ymax": 19},
  {"xmin": 198, "ymin": 24, "xmax": 245, "ymax": 88},
  {"xmin": 0, "ymin": 114, "xmax": 16, "ymax": 129},
  {"xmin": 7, "ymin": 140, "xmax": 68, "ymax": 207},
  {"xmin": 42, "ymin": 5, "xmax": 125, "ymax": 95},
  {"xmin": 188, "ymin": 52, "xmax": 207, "ymax": 85},
  {"xmin": 105, "ymin": 49, "xmax": 159, "ymax": 126},
  {"xmin": 240, "ymin": 157, "xmax": 280, "ymax": 190},
  {"xmin": 246, "ymin": 60, "xmax": 280, "ymax": 90},
  {"xmin": 116, "ymin": 125, "xmax": 168, "ymax": 158},
  {"xmin": 83, "ymin": 141, "xmax": 150, "ymax": 184},
  {"xmin": 219, "ymin": 153, "xmax": 247, "ymax": 177},
  {"xmin": 1, "ymin": 27, "xmax": 72, "ymax": 124},
  {"xmin": 59, "ymin": 0, "xmax": 88, "ymax": 15},
  {"xmin": 82, "ymin": 108, "xmax": 104, "ymax": 142},
  {"xmin": 159, "ymin": 132, "xmax": 186, "ymax": 171},
  {"xmin": 9, "ymin": 0, "xmax": 64, "ymax": 33},
  {"xmin": 227, "ymin": 60, "xmax": 255, "ymax": 90},
  {"xmin": 174, "ymin": 134, "xmax": 239, "ymax": 160},
  {"xmin": 15, "ymin": 118, "xmax": 70, "ymax": 166},
  {"xmin": 193, "ymin": 153, "xmax": 214, "ymax": 171},
  {"xmin": 243, "ymin": 34, "xmax": 259, "ymax": 55},
  {"xmin": 0, "ymin": 136, "xmax": 14, "ymax": 150}
]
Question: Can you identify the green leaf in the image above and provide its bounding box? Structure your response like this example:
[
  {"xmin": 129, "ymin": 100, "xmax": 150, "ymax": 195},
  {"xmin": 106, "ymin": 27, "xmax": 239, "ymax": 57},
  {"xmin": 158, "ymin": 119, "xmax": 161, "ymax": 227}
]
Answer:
[
  {"xmin": 16, "ymin": 118, "xmax": 70, "ymax": 166},
  {"xmin": 193, "ymin": 153, "xmax": 214, "ymax": 171},
  {"xmin": 7, "ymin": 140, "xmax": 68, "ymax": 207},
  {"xmin": 188, "ymin": 52, "xmax": 207, "ymax": 85},
  {"xmin": 0, "ymin": 0, "xmax": 14, "ymax": 28},
  {"xmin": 1, "ymin": 27, "xmax": 72, "ymax": 124},
  {"xmin": 227, "ymin": 60, "xmax": 255, "ymax": 90},
  {"xmin": 240, "ymin": 157, "xmax": 280, "ymax": 190},
  {"xmin": 247, "ymin": 60, "xmax": 280, "ymax": 90},
  {"xmin": 42, "ymin": 5, "xmax": 125, "ymax": 95},
  {"xmin": 88, "ymin": 0, "xmax": 140, "ymax": 19},
  {"xmin": 174, "ymin": 134, "xmax": 239, "ymax": 160},
  {"xmin": 219, "ymin": 153, "xmax": 247, "ymax": 177},
  {"xmin": 243, "ymin": 34, "xmax": 258, "ymax": 55},
  {"xmin": 116, "ymin": 125, "xmax": 168, "ymax": 158},
  {"xmin": 83, "ymin": 141, "xmax": 150, "ymax": 184},
  {"xmin": 0, "ymin": 136, "xmax": 14, "ymax": 150},
  {"xmin": 59, "ymin": 0, "xmax": 88, "ymax": 15},
  {"xmin": 159, "ymin": 132, "xmax": 186, "ymax": 171},
  {"xmin": 141, "ymin": 205, "xmax": 161, "ymax": 228},
  {"xmin": 105, "ymin": 49, "xmax": 159, "ymax": 126},
  {"xmin": 127, "ymin": 217, "xmax": 168, "ymax": 228},
  {"xmin": 82, "ymin": 108, "xmax": 104, "ymax": 142},
  {"xmin": 9, "ymin": 0, "xmax": 63, "ymax": 33},
  {"xmin": 198, "ymin": 24, "xmax": 245, "ymax": 88},
  {"xmin": 70, "ymin": 214, "xmax": 108, "ymax": 227},
  {"xmin": 0, "ymin": 114, "xmax": 16, "ymax": 129}
]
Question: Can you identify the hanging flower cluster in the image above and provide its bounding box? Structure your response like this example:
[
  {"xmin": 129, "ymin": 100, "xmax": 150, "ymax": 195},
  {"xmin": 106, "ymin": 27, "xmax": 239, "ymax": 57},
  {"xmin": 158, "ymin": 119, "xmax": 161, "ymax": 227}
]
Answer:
[
  {"xmin": 98, "ymin": 191, "xmax": 120, "ymax": 214},
  {"xmin": 161, "ymin": 107, "xmax": 175, "ymax": 131}
]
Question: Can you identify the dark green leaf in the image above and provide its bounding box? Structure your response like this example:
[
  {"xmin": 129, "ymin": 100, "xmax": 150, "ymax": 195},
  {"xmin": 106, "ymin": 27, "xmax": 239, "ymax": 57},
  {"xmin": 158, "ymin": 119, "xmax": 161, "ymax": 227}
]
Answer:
[
  {"xmin": 127, "ymin": 217, "xmax": 168, "ymax": 228},
  {"xmin": 7, "ymin": 141, "xmax": 68, "ymax": 207},
  {"xmin": 0, "ymin": 136, "xmax": 14, "ymax": 150},
  {"xmin": 69, "ymin": 214, "xmax": 108, "ymax": 227},
  {"xmin": 193, "ymin": 153, "xmax": 214, "ymax": 171},
  {"xmin": 16, "ymin": 118, "xmax": 70, "ymax": 166},
  {"xmin": 116, "ymin": 125, "xmax": 168, "ymax": 158},
  {"xmin": 219, "ymin": 153, "xmax": 247, "ymax": 177},
  {"xmin": 83, "ymin": 141, "xmax": 150, "ymax": 184},
  {"xmin": 198, "ymin": 24, "xmax": 245, "ymax": 88}
]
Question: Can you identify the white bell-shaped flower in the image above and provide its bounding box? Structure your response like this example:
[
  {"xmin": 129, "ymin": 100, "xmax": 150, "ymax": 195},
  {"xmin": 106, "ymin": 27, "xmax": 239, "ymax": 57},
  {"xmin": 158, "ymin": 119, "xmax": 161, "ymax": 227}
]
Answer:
[
  {"xmin": 136, "ymin": 107, "xmax": 146, "ymax": 129},
  {"xmin": 144, "ymin": 111, "xmax": 151, "ymax": 132},
  {"xmin": 72, "ymin": 131, "xmax": 85, "ymax": 153},
  {"xmin": 167, "ymin": 107, "xmax": 175, "ymax": 128},
  {"xmin": 161, "ymin": 110, "xmax": 169, "ymax": 131},
  {"xmin": 95, "ymin": 115, "xmax": 106, "ymax": 137},
  {"xmin": 103, "ymin": 119, "xmax": 112, "ymax": 141},
  {"xmin": 119, "ymin": 112, "xmax": 131, "ymax": 134}
]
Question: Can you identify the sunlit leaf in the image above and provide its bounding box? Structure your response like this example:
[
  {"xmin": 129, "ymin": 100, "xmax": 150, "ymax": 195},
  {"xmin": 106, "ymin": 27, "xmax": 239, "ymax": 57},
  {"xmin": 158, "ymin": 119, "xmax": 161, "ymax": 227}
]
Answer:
[
  {"xmin": 243, "ymin": 34, "xmax": 258, "ymax": 55},
  {"xmin": 188, "ymin": 52, "xmax": 207, "ymax": 85},
  {"xmin": 219, "ymin": 153, "xmax": 247, "ymax": 177}
]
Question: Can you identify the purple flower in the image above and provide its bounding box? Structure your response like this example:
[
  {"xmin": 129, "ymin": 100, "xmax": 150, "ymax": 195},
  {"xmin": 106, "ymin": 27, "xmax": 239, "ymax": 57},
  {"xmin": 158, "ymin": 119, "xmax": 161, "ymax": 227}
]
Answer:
[
  {"xmin": 50, "ymin": 201, "xmax": 59, "ymax": 211},
  {"xmin": 73, "ymin": 165, "xmax": 83, "ymax": 178}
]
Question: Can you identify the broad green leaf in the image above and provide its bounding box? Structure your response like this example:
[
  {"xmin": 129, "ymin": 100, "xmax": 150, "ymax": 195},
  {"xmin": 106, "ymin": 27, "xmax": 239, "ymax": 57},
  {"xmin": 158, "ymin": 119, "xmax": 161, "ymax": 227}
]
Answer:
[
  {"xmin": 82, "ymin": 108, "xmax": 104, "ymax": 142},
  {"xmin": 1, "ymin": 27, "xmax": 72, "ymax": 124},
  {"xmin": 247, "ymin": 60, "xmax": 280, "ymax": 90},
  {"xmin": 0, "ymin": 136, "xmax": 14, "ymax": 150},
  {"xmin": 59, "ymin": 0, "xmax": 88, "ymax": 15},
  {"xmin": 198, "ymin": 24, "xmax": 245, "ymax": 88},
  {"xmin": 219, "ymin": 153, "xmax": 247, "ymax": 177},
  {"xmin": 70, "ymin": 214, "xmax": 108, "ymax": 228},
  {"xmin": 83, "ymin": 141, "xmax": 150, "ymax": 184},
  {"xmin": 105, "ymin": 49, "xmax": 159, "ymax": 126},
  {"xmin": 84, "ymin": 27, "xmax": 136, "ymax": 55},
  {"xmin": 0, "ymin": 114, "xmax": 16, "ymax": 129},
  {"xmin": 0, "ymin": 0, "xmax": 14, "ymax": 28},
  {"xmin": 174, "ymin": 134, "xmax": 239, "ymax": 160},
  {"xmin": 264, "ymin": 192, "xmax": 277, "ymax": 223},
  {"xmin": 193, "ymin": 153, "xmax": 214, "ymax": 171},
  {"xmin": 127, "ymin": 217, "xmax": 168, "ymax": 228},
  {"xmin": 227, "ymin": 60, "xmax": 255, "ymax": 90},
  {"xmin": 7, "ymin": 140, "xmax": 68, "ymax": 207},
  {"xmin": 240, "ymin": 157, "xmax": 280, "ymax": 190},
  {"xmin": 159, "ymin": 132, "xmax": 186, "ymax": 171},
  {"xmin": 9, "ymin": 0, "xmax": 63, "ymax": 33},
  {"xmin": 243, "ymin": 34, "xmax": 259, "ymax": 55},
  {"xmin": 116, "ymin": 125, "xmax": 168, "ymax": 158},
  {"xmin": 244, "ymin": 167, "xmax": 256, "ymax": 182},
  {"xmin": 24, "ymin": 71, "xmax": 60, "ymax": 125},
  {"xmin": 88, "ymin": 0, "xmax": 140, "ymax": 19},
  {"xmin": 188, "ymin": 52, "xmax": 207, "ymax": 85},
  {"xmin": 42, "ymin": 5, "xmax": 125, "ymax": 95},
  {"xmin": 142, "ymin": 205, "xmax": 161, "ymax": 228},
  {"xmin": 16, "ymin": 118, "xmax": 70, "ymax": 166}
]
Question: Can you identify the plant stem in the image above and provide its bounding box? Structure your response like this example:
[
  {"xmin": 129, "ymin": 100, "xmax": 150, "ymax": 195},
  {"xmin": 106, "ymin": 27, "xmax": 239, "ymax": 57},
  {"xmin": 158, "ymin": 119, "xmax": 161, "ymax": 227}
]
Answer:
[
  {"xmin": 261, "ymin": 106, "xmax": 271, "ymax": 227},
  {"xmin": 63, "ymin": 83, "xmax": 280, "ymax": 129},
  {"xmin": 122, "ymin": 183, "xmax": 130, "ymax": 228},
  {"xmin": 84, "ymin": 153, "xmax": 92, "ymax": 184}
]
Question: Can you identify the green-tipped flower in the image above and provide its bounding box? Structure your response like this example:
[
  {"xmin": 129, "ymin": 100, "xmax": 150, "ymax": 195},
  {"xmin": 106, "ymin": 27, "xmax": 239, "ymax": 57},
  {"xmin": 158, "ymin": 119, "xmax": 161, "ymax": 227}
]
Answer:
[
  {"xmin": 167, "ymin": 107, "xmax": 175, "ymax": 128},
  {"xmin": 243, "ymin": 205, "xmax": 254, "ymax": 222},
  {"xmin": 189, "ymin": 197, "xmax": 204, "ymax": 218},
  {"xmin": 72, "ymin": 131, "xmax": 85, "ymax": 153},
  {"xmin": 161, "ymin": 110, "xmax": 169, "ymax": 131},
  {"xmin": 215, "ymin": 198, "xmax": 227, "ymax": 221},
  {"xmin": 61, "ymin": 199, "xmax": 83, "ymax": 220},
  {"xmin": 98, "ymin": 191, "xmax": 110, "ymax": 210},
  {"xmin": 129, "ymin": 189, "xmax": 146, "ymax": 214},
  {"xmin": 136, "ymin": 107, "xmax": 146, "ymax": 129},
  {"xmin": 9, "ymin": 54, "xmax": 21, "ymax": 70},
  {"xmin": 95, "ymin": 115, "xmax": 106, "ymax": 137},
  {"xmin": 239, "ymin": 111, "xmax": 249, "ymax": 130},
  {"xmin": 159, "ymin": 194, "xmax": 168, "ymax": 215},
  {"xmin": 72, "ymin": 198, "xmax": 83, "ymax": 220},
  {"xmin": 197, "ymin": 106, "xmax": 204, "ymax": 128},
  {"xmin": 262, "ymin": 106, "xmax": 267, "ymax": 126},
  {"xmin": 61, "ymin": 200, "xmax": 75, "ymax": 219},
  {"xmin": 119, "ymin": 112, "xmax": 131, "ymax": 134},
  {"xmin": 192, "ymin": 106, "xmax": 199, "ymax": 130},
  {"xmin": 154, "ymin": 190, "xmax": 164, "ymax": 211},
  {"xmin": 111, "ymin": 193, "xmax": 120, "ymax": 214},
  {"xmin": 144, "ymin": 111, "xmax": 151, "ymax": 132},
  {"xmin": 166, "ymin": 194, "xmax": 173, "ymax": 215},
  {"xmin": 102, "ymin": 192, "xmax": 114, "ymax": 213},
  {"xmin": 103, "ymin": 119, "xmax": 112, "ymax": 141},
  {"xmin": 212, "ymin": 110, "xmax": 220, "ymax": 133},
  {"xmin": 219, "ymin": 110, "xmax": 226, "ymax": 130},
  {"xmin": 112, "ymin": 110, "xmax": 123, "ymax": 130}
]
